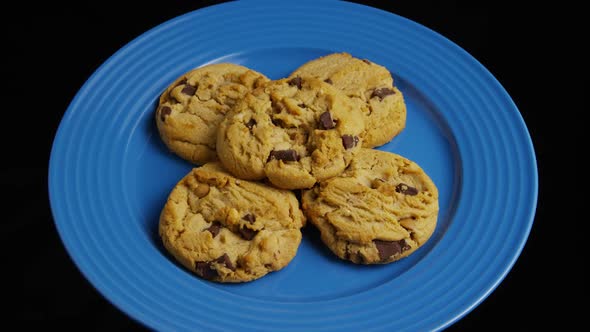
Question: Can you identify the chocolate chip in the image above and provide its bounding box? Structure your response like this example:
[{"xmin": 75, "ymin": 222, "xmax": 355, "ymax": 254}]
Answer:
[
  {"xmin": 319, "ymin": 111, "xmax": 335, "ymax": 130},
  {"xmin": 181, "ymin": 84, "xmax": 197, "ymax": 95},
  {"xmin": 246, "ymin": 118, "xmax": 257, "ymax": 129},
  {"xmin": 341, "ymin": 135, "xmax": 359, "ymax": 149},
  {"xmin": 371, "ymin": 88, "xmax": 395, "ymax": 100},
  {"xmin": 216, "ymin": 253, "xmax": 235, "ymax": 271},
  {"xmin": 324, "ymin": 78, "xmax": 333, "ymax": 84},
  {"xmin": 206, "ymin": 222, "xmax": 221, "ymax": 237},
  {"xmin": 268, "ymin": 149, "xmax": 299, "ymax": 162},
  {"xmin": 239, "ymin": 226, "xmax": 257, "ymax": 240},
  {"xmin": 374, "ymin": 239, "xmax": 410, "ymax": 261},
  {"xmin": 395, "ymin": 183, "xmax": 419, "ymax": 195},
  {"xmin": 242, "ymin": 214, "xmax": 256, "ymax": 223},
  {"xmin": 362, "ymin": 59, "xmax": 372, "ymax": 65},
  {"xmin": 298, "ymin": 103, "xmax": 306, "ymax": 108},
  {"xmin": 195, "ymin": 261, "xmax": 218, "ymax": 280},
  {"xmin": 159, "ymin": 106, "xmax": 172, "ymax": 122},
  {"xmin": 288, "ymin": 77, "xmax": 302, "ymax": 89}
]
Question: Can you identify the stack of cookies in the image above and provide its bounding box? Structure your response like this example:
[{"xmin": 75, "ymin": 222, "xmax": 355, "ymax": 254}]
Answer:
[{"xmin": 156, "ymin": 53, "xmax": 439, "ymax": 283}]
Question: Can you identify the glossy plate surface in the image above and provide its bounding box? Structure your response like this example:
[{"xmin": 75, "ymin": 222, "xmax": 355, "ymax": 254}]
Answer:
[{"xmin": 49, "ymin": 1, "xmax": 538, "ymax": 331}]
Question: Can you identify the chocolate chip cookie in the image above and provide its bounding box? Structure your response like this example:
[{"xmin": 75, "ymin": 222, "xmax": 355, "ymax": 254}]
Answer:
[
  {"xmin": 159, "ymin": 162, "xmax": 306, "ymax": 283},
  {"xmin": 156, "ymin": 63, "xmax": 269, "ymax": 165},
  {"xmin": 302, "ymin": 148, "xmax": 438, "ymax": 264},
  {"xmin": 290, "ymin": 52, "xmax": 406, "ymax": 148},
  {"xmin": 216, "ymin": 76, "xmax": 365, "ymax": 190}
]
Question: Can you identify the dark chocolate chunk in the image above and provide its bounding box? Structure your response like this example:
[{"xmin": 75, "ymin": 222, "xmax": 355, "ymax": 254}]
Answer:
[
  {"xmin": 239, "ymin": 226, "xmax": 257, "ymax": 240},
  {"xmin": 195, "ymin": 261, "xmax": 218, "ymax": 280},
  {"xmin": 216, "ymin": 253, "xmax": 235, "ymax": 271},
  {"xmin": 246, "ymin": 118, "xmax": 257, "ymax": 129},
  {"xmin": 319, "ymin": 111, "xmax": 335, "ymax": 129},
  {"xmin": 206, "ymin": 223, "xmax": 221, "ymax": 237},
  {"xmin": 268, "ymin": 149, "xmax": 299, "ymax": 162},
  {"xmin": 242, "ymin": 214, "xmax": 256, "ymax": 223},
  {"xmin": 341, "ymin": 135, "xmax": 359, "ymax": 149},
  {"xmin": 324, "ymin": 78, "xmax": 333, "ymax": 84},
  {"xmin": 362, "ymin": 59, "xmax": 372, "ymax": 65},
  {"xmin": 371, "ymin": 88, "xmax": 395, "ymax": 100},
  {"xmin": 159, "ymin": 106, "xmax": 172, "ymax": 122},
  {"xmin": 288, "ymin": 77, "xmax": 302, "ymax": 89},
  {"xmin": 374, "ymin": 239, "xmax": 410, "ymax": 261},
  {"xmin": 395, "ymin": 183, "xmax": 419, "ymax": 196},
  {"xmin": 181, "ymin": 84, "xmax": 197, "ymax": 95},
  {"xmin": 298, "ymin": 103, "xmax": 306, "ymax": 108}
]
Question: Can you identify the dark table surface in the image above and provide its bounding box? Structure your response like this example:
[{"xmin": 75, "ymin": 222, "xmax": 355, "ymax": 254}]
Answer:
[{"xmin": 3, "ymin": 1, "xmax": 581, "ymax": 331}]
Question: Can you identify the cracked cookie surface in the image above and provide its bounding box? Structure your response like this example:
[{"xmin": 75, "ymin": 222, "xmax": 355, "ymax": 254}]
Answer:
[
  {"xmin": 216, "ymin": 76, "xmax": 365, "ymax": 190},
  {"xmin": 302, "ymin": 148, "xmax": 438, "ymax": 264},
  {"xmin": 290, "ymin": 52, "xmax": 406, "ymax": 148},
  {"xmin": 159, "ymin": 162, "xmax": 305, "ymax": 283},
  {"xmin": 156, "ymin": 63, "xmax": 269, "ymax": 165}
]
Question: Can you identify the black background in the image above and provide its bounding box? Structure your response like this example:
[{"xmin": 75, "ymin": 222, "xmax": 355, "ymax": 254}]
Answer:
[{"xmin": 2, "ymin": 1, "xmax": 582, "ymax": 331}]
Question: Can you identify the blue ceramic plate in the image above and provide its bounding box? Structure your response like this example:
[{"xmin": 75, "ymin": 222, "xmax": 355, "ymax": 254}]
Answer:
[{"xmin": 48, "ymin": 1, "xmax": 538, "ymax": 331}]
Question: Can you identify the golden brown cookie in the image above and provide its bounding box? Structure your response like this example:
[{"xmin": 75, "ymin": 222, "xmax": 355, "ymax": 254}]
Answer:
[
  {"xmin": 302, "ymin": 149, "xmax": 438, "ymax": 264},
  {"xmin": 159, "ymin": 162, "xmax": 305, "ymax": 283},
  {"xmin": 290, "ymin": 52, "xmax": 406, "ymax": 148},
  {"xmin": 155, "ymin": 63, "xmax": 269, "ymax": 165},
  {"xmin": 216, "ymin": 76, "xmax": 365, "ymax": 190}
]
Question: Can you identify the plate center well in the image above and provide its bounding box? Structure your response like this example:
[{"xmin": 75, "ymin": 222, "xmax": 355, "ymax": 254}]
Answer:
[{"xmin": 127, "ymin": 48, "xmax": 460, "ymax": 302}]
